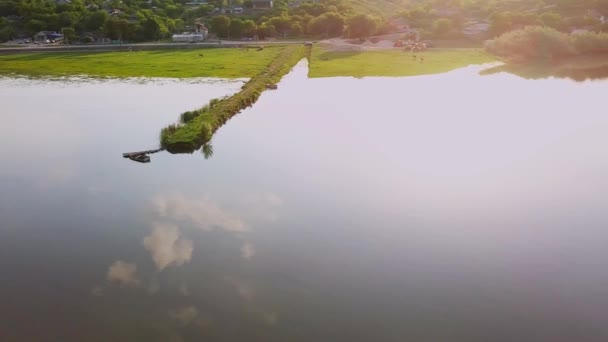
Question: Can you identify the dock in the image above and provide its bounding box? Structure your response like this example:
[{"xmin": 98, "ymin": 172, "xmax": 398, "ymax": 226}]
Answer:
[{"xmin": 122, "ymin": 148, "xmax": 164, "ymax": 163}]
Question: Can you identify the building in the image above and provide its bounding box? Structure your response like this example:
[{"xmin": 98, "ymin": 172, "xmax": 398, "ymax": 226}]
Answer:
[
  {"xmin": 34, "ymin": 31, "xmax": 64, "ymax": 42},
  {"xmin": 172, "ymin": 31, "xmax": 207, "ymax": 42},
  {"xmin": 463, "ymin": 22, "xmax": 490, "ymax": 36},
  {"xmin": 252, "ymin": 0, "xmax": 273, "ymax": 9}
]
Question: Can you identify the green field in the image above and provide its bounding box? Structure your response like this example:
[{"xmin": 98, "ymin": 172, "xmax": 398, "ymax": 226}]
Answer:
[
  {"xmin": 309, "ymin": 46, "xmax": 495, "ymax": 78},
  {"xmin": 0, "ymin": 47, "xmax": 284, "ymax": 78}
]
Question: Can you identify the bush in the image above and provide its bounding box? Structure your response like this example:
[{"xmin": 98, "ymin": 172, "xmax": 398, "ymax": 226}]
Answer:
[{"xmin": 484, "ymin": 26, "xmax": 608, "ymax": 62}]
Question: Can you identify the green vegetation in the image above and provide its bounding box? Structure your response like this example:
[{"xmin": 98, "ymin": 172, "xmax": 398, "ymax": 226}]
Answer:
[
  {"xmin": 309, "ymin": 46, "xmax": 494, "ymax": 78},
  {"xmin": 486, "ymin": 26, "xmax": 608, "ymax": 62},
  {"xmin": 0, "ymin": 47, "xmax": 283, "ymax": 78},
  {"xmin": 160, "ymin": 45, "xmax": 308, "ymax": 153},
  {"xmin": 481, "ymin": 54, "xmax": 608, "ymax": 82}
]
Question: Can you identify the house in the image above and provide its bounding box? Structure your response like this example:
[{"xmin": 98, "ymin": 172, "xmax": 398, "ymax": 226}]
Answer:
[
  {"xmin": 463, "ymin": 22, "xmax": 490, "ymax": 36},
  {"xmin": 34, "ymin": 31, "xmax": 63, "ymax": 42},
  {"xmin": 252, "ymin": 0, "xmax": 273, "ymax": 9},
  {"xmin": 172, "ymin": 32, "xmax": 207, "ymax": 42},
  {"xmin": 185, "ymin": 0, "xmax": 208, "ymax": 6},
  {"xmin": 172, "ymin": 24, "xmax": 208, "ymax": 42}
]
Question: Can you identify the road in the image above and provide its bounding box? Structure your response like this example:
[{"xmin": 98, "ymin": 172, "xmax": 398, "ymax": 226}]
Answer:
[{"xmin": 0, "ymin": 40, "xmax": 309, "ymax": 54}]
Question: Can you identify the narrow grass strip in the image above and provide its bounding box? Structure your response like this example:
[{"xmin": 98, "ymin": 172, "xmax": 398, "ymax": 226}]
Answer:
[{"xmin": 160, "ymin": 45, "xmax": 309, "ymax": 153}]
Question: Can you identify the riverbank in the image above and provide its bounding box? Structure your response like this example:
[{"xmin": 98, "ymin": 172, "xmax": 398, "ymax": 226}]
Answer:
[
  {"xmin": 160, "ymin": 45, "xmax": 309, "ymax": 153},
  {"xmin": 309, "ymin": 46, "xmax": 494, "ymax": 78},
  {"xmin": 0, "ymin": 46, "xmax": 285, "ymax": 78},
  {"xmin": 481, "ymin": 53, "xmax": 608, "ymax": 81}
]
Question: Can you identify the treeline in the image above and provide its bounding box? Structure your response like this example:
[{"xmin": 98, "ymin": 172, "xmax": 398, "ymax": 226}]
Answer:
[
  {"xmin": 207, "ymin": 0, "xmax": 388, "ymax": 40},
  {"xmin": 0, "ymin": 0, "xmax": 205, "ymax": 42},
  {"xmin": 486, "ymin": 26, "xmax": 608, "ymax": 61},
  {"xmin": 3, "ymin": 0, "xmax": 608, "ymax": 43},
  {"xmin": 394, "ymin": 0, "xmax": 608, "ymax": 40},
  {"xmin": 0, "ymin": 0, "xmax": 388, "ymax": 43}
]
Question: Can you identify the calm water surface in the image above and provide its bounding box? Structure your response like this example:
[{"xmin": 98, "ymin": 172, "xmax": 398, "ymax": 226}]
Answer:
[{"xmin": 1, "ymin": 64, "xmax": 608, "ymax": 341}]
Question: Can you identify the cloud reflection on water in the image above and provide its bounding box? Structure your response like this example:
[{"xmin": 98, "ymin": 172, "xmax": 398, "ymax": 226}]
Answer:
[
  {"xmin": 168, "ymin": 306, "xmax": 199, "ymax": 326},
  {"xmin": 107, "ymin": 260, "xmax": 140, "ymax": 287},
  {"xmin": 152, "ymin": 194, "xmax": 249, "ymax": 233},
  {"xmin": 143, "ymin": 223, "xmax": 194, "ymax": 271}
]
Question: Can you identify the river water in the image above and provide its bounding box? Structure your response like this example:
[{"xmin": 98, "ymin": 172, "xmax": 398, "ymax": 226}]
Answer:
[{"xmin": 1, "ymin": 63, "xmax": 608, "ymax": 341}]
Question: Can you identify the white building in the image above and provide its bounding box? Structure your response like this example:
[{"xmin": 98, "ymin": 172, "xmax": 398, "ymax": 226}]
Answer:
[
  {"xmin": 463, "ymin": 22, "xmax": 490, "ymax": 36},
  {"xmin": 172, "ymin": 32, "xmax": 207, "ymax": 42}
]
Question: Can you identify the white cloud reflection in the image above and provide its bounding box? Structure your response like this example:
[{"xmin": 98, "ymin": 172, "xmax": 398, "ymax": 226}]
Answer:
[
  {"xmin": 169, "ymin": 306, "xmax": 199, "ymax": 326},
  {"xmin": 241, "ymin": 242, "xmax": 256, "ymax": 260},
  {"xmin": 107, "ymin": 260, "xmax": 140, "ymax": 287},
  {"xmin": 91, "ymin": 286, "xmax": 104, "ymax": 296},
  {"xmin": 143, "ymin": 223, "xmax": 193, "ymax": 271},
  {"xmin": 152, "ymin": 194, "xmax": 248, "ymax": 233}
]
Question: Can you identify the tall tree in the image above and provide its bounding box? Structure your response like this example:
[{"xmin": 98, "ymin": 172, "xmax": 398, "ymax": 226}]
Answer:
[
  {"xmin": 347, "ymin": 14, "xmax": 377, "ymax": 39},
  {"xmin": 210, "ymin": 15, "xmax": 231, "ymax": 38}
]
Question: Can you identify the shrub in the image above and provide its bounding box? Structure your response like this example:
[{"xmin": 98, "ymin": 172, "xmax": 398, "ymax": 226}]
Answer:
[{"xmin": 486, "ymin": 26, "xmax": 608, "ymax": 62}]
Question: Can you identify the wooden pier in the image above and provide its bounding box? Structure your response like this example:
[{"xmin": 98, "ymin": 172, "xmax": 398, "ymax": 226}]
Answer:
[{"xmin": 122, "ymin": 148, "xmax": 164, "ymax": 163}]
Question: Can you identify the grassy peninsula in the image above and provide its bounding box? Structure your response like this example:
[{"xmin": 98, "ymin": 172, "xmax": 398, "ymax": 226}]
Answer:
[
  {"xmin": 0, "ymin": 47, "xmax": 283, "ymax": 78},
  {"xmin": 309, "ymin": 47, "xmax": 494, "ymax": 78},
  {"xmin": 160, "ymin": 45, "xmax": 309, "ymax": 153}
]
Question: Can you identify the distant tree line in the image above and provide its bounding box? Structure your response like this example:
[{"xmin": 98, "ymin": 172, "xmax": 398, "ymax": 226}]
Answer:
[
  {"xmin": 206, "ymin": 0, "xmax": 388, "ymax": 40},
  {"xmin": 2, "ymin": 0, "xmax": 608, "ymax": 43}
]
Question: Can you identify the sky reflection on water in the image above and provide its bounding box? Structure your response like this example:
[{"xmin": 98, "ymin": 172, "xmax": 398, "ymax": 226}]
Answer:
[{"xmin": 1, "ymin": 63, "xmax": 608, "ymax": 341}]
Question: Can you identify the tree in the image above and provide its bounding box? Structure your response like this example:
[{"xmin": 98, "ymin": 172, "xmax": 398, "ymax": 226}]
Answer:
[
  {"xmin": 141, "ymin": 17, "xmax": 167, "ymax": 40},
  {"xmin": 210, "ymin": 15, "xmax": 231, "ymax": 38},
  {"xmin": 290, "ymin": 22, "xmax": 303, "ymax": 37},
  {"xmin": 242, "ymin": 19, "xmax": 257, "ymax": 37},
  {"xmin": 307, "ymin": 12, "xmax": 344, "ymax": 37},
  {"xmin": 25, "ymin": 19, "xmax": 47, "ymax": 35},
  {"xmin": 61, "ymin": 27, "xmax": 75, "ymax": 43},
  {"xmin": 346, "ymin": 14, "xmax": 377, "ymax": 39},
  {"xmin": 229, "ymin": 18, "xmax": 243, "ymax": 38},
  {"xmin": 257, "ymin": 23, "xmax": 277, "ymax": 38},
  {"xmin": 58, "ymin": 11, "xmax": 79, "ymax": 28},
  {"xmin": 433, "ymin": 18, "xmax": 453, "ymax": 38},
  {"xmin": 538, "ymin": 12, "xmax": 563, "ymax": 30},
  {"xmin": 267, "ymin": 16, "xmax": 291, "ymax": 37},
  {"xmin": 82, "ymin": 10, "xmax": 109, "ymax": 31}
]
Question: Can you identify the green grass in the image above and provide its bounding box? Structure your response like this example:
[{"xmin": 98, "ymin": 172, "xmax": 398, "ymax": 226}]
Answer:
[
  {"xmin": 161, "ymin": 45, "xmax": 309, "ymax": 153},
  {"xmin": 0, "ymin": 47, "xmax": 284, "ymax": 78},
  {"xmin": 309, "ymin": 46, "xmax": 495, "ymax": 78}
]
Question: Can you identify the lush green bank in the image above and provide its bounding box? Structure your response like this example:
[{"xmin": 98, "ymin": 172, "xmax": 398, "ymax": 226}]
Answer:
[
  {"xmin": 309, "ymin": 47, "xmax": 495, "ymax": 78},
  {"xmin": 0, "ymin": 47, "xmax": 283, "ymax": 78},
  {"xmin": 160, "ymin": 45, "xmax": 309, "ymax": 154}
]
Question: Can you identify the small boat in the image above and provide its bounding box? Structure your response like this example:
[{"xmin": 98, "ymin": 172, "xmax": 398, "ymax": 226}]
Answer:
[{"xmin": 266, "ymin": 84, "xmax": 278, "ymax": 90}]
